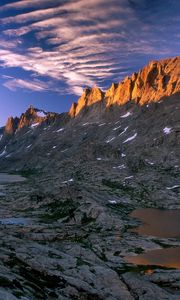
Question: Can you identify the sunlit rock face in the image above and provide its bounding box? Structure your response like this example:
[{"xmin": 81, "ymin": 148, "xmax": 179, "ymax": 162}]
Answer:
[
  {"xmin": 105, "ymin": 56, "xmax": 180, "ymax": 106},
  {"xmin": 131, "ymin": 56, "xmax": 180, "ymax": 104},
  {"xmin": 70, "ymin": 56, "xmax": 180, "ymax": 116},
  {"xmin": 69, "ymin": 102, "xmax": 78, "ymax": 118},
  {"xmin": 18, "ymin": 105, "xmax": 48, "ymax": 129},
  {"xmin": 4, "ymin": 106, "xmax": 57, "ymax": 134},
  {"xmin": 70, "ymin": 86, "xmax": 105, "ymax": 117},
  {"xmin": 5, "ymin": 116, "xmax": 19, "ymax": 135},
  {"xmin": 105, "ymin": 77, "xmax": 135, "ymax": 106}
]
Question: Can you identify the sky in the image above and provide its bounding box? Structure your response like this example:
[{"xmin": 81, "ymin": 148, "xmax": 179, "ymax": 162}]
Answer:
[{"xmin": 0, "ymin": 0, "xmax": 179, "ymax": 126}]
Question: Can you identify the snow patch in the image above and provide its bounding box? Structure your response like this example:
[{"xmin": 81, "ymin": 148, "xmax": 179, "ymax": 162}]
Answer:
[
  {"xmin": 166, "ymin": 185, "xmax": 179, "ymax": 190},
  {"xmin": 23, "ymin": 130, "xmax": 32, "ymax": 136},
  {"xmin": 145, "ymin": 159, "xmax": 155, "ymax": 165},
  {"xmin": 119, "ymin": 126, "xmax": 128, "ymax": 136},
  {"xmin": 163, "ymin": 127, "xmax": 172, "ymax": 135},
  {"xmin": 62, "ymin": 178, "xmax": 74, "ymax": 184},
  {"xmin": 98, "ymin": 123, "xmax": 106, "ymax": 127},
  {"xmin": 56, "ymin": 128, "xmax": 64, "ymax": 132},
  {"xmin": 0, "ymin": 146, "xmax": 7, "ymax": 157},
  {"xmin": 121, "ymin": 153, "xmax": 126, "ymax": 157},
  {"xmin": 124, "ymin": 176, "xmax": 134, "ymax": 180},
  {"xmin": 0, "ymin": 134, "xmax": 3, "ymax": 141},
  {"xmin": 113, "ymin": 125, "xmax": 121, "ymax": 131},
  {"xmin": 61, "ymin": 149, "xmax": 68, "ymax": 153},
  {"xmin": 106, "ymin": 137, "xmax": 116, "ymax": 143},
  {"xmin": 53, "ymin": 146, "xmax": 57, "ymax": 149},
  {"xmin": 26, "ymin": 144, "xmax": 32, "ymax": 149},
  {"xmin": 96, "ymin": 158, "xmax": 102, "ymax": 161},
  {"xmin": 31, "ymin": 122, "xmax": 39, "ymax": 128},
  {"xmin": 108, "ymin": 200, "xmax": 117, "ymax": 204},
  {"xmin": 113, "ymin": 164, "xmax": 126, "ymax": 170},
  {"xmin": 123, "ymin": 133, "xmax": 137, "ymax": 143},
  {"xmin": 121, "ymin": 112, "xmax": 132, "ymax": 118},
  {"xmin": 37, "ymin": 111, "xmax": 47, "ymax": 118}
]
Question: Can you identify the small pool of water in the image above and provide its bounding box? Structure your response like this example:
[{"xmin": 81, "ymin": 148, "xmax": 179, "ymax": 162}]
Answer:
[
  {"xmin": 0, "ymin": 173, "xmax": 26, "ymax": 196},
  {"xmin": 0, "ymin": 173, "xmax": 26, "ymax": 183},
  {"xmin": 125, "ymin": 247, "xmax": 180, "ymax": 269},
  {"xmin": 125, "ymin": 208, "xmax": 180, "ymax": 269},
  {"xmin": 129, "ymin": 208, "xmax": 180, "ymax": 238},
  {"xmin": 0, "ymin": 217, "xmax": 32, "ymax": 226}
]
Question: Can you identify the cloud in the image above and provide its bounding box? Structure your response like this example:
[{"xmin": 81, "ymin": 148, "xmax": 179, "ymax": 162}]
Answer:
[
  {"xmin": 0, "ymin": 0, "xmax": 179, "ymax": 95},
  {"xmin": 0, "ymin": 38, "xmax": 21, "ymax": 49},
  {"xmin": 3, "ymin": 77, "xmax": 49, "ymax": 92},
  {"xmin": 0, "ymin": 0, "xmax": 64, "ymax": 11}
]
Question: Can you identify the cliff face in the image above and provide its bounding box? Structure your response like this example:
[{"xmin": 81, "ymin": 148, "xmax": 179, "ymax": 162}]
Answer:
[
  {"xmin": 5, "ymin": 117, "xmax": 19, "ymax": 135},
  {"xmin": 70, "ymin": 56, "xmax": 180, "ymax": 117},
  {"xmin": 17, "ymin": 106, "xmax": 48, "ymax": 129},
  {"xmin": 4, "ymin": 106, "xmax": 55, "ymax": 135},
  {"xmin": 69, "ymin": 87, "xmax": 105, "ymax": 117}
]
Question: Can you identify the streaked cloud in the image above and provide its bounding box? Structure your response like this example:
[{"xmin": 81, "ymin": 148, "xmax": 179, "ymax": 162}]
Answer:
[
  {"xmin": 3, "ymin": 77, "xmax": 48, "ymax": 92},
  {"xmin": 0, "ymin": 0, "xmax": 65, "ymax": 11},
  {"xmin": 0, "ymin": 0, "xmax": 179, "ymax": 95}
]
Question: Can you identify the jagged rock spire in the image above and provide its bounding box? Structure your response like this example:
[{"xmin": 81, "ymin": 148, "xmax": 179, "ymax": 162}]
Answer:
[{"xmin": 69, "ymin": 56, "xmax": 180, "ymax": 117}]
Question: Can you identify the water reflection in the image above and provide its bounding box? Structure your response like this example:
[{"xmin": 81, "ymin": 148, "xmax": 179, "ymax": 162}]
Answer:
[
  {"xmin": 0, "ymin": 173, "xmax": 26, "ymax": 196},
  {"xmin": 125, "ymin": 208, "xmax": 180, "ymax": 269},
  {"xmin": 0, "ymin": 173, "xmax": 26, "ymax": 183},
  {"xmin": 125, "ymin": 247, "xmax": 180, "ymax": 269},
  {"xmin": 0, "ymin": 217, "xmax": 32, "ymax": 226},
  {"xmin": 129, "ymin": 208, "xmax": 180, "ymax": 238}
]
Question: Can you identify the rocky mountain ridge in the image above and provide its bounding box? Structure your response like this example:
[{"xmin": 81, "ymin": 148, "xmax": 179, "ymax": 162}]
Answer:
[
  {"xmin": 4, "ymin": 106, "xmax": 59, "ymax": 136},
  {"xmin": 69, "ymin": 56, "xmax": 180, "ymax": 117},
  {"xmin": 1, "ymin": 56, "xmax": 180, "ymax": 136},
  {"xmin": 0, "ymin": 56, "xmax": 179, "ymax": 300}
]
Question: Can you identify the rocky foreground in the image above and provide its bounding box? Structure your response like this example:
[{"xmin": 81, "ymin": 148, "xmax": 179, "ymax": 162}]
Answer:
[{"xmin": 0, "ymin": 57, "xmax": 179, "ymax": 299}]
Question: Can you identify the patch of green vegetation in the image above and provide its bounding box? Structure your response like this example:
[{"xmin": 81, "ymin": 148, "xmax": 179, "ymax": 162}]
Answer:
[
  {"xmin": 74, "ymin": 170, "xmax": 85, "ymax": 181},
  {"xmin": 156, "ymin": 166, "xmax": 179, "ymax": 178},
  {"xmin": 57, "ymin": 265, "xmax": 64, "ymax": 272},
  {"xmin": 116, "ymin": 263, "xmax": 175, "ymax": 275},
  {"xmin": 0, "ymin": 276, "xmax": 12, "ymax": 287},
  {"xmin": 102, "ymin": 179, "xmax": 133, "ymax": 193},
  {"xmin": 81, "ymin": 212, "xmax": 96, "ymax": 225},
  {"xmin": 13, "ymin": 290, "xmax": 24, "ymax": 298},
  {"xmin": 76, "ymin": 257, "xmax": 91, "ymax": 267},
  {"xmin": 11, "ymin": 168, "xmax": 42, "ymax": 178},
  {"xmin": 114, "ymin": 251, "xmax": 121, "ymax": 256},
  {"xmin": 152, "ymin": 239, "xmax": 172, "ymax": 248},
  {"xmin": 82, "ymin": 240, "xmax": 93, "ymax": 250},
  {"xmin": 106, "ymin": 202, "xmax": 134, "ymax": 218},
  {"xmin": 102, "ymin": 178, "xmax": 158, "ymax": 206},
  {"xmin": 41, "ymin": 199, "xmax": 79, "ymax": 222},
  {"xmin": 99, "ymin": 248, "xmax": 108, "ymax": 262},
  {"xmin": 132, "ymin": 247, "xmax": 144, "ymax": 254}
]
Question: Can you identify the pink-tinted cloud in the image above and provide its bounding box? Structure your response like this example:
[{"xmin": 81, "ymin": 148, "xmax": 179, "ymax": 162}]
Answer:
[
  {"xmin": 3, "ymin": 78, "xmax": 48, "ymax": 92},
  {"xmin": 0, "ymin": 0, "xmax": 178, "ymax": 95}
]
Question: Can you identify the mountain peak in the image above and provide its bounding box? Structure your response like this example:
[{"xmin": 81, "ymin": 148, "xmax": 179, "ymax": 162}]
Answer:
[
  {"xmin": 72, "ymin": 86, "xmax": 105, "ymax": 116},
  {"xmin": 18, "ymin": 106, "xmax": 48, "ymax": 129},
  {"xmin": 2, "ymin": 56, "xmax": 180, "ymax": 132},
  {"xmin": 5, "ymin": 116, "xmax": 19, "ymax": 135},
  {"xmin": 69, "ymin": 56, "xmax": 180, "ymax": 117}
]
